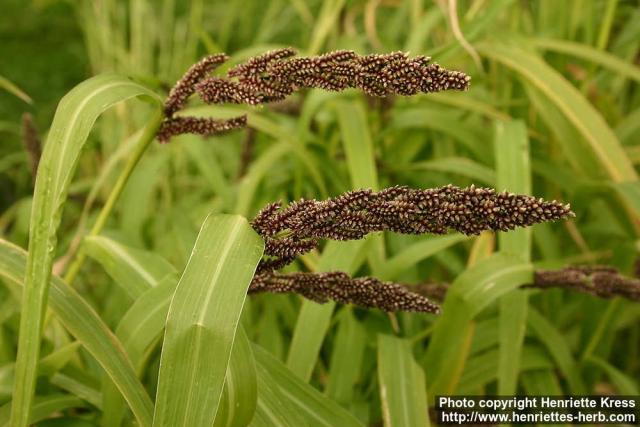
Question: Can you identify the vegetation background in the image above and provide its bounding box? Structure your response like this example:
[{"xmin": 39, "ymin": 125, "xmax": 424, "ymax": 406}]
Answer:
[{"xmin": 0, "ymin": 0, "xmax": 639, "ymax": 426}]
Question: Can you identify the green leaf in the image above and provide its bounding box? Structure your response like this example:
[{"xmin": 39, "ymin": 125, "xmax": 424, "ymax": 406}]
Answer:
[
  {"xmin": 254, "ymin": 346, "xmax": 363, "ymax": 427},
  {"xmin": 527, "ymin": 307, "xmax": 586, "ymax": 393},
  {"xmin": 0, "ymin": 75, "xmax": 32, "ymax": 104},
  {"xmin": 0, "ymin": 395, "xmax": 86, "ymax": 427},
  {"xmin": 532, "ymin": 38, "xmax": 640, "ymax": 83},
  {"xmin": 0, "ymin": 239, "xmax": 154, "ymax": 427},
  {"xmin": 377, "ymin": 234, "xmax": 469, "ymax": 281},
  {"xmin": 153, "ymin": 214, "xmax": 263, "ymax": 427},
  {"xmin": 586, "ymin": 356, "xmax": 639, "ymax": 395},
  {"xmin": 425, "ymin": 254, "xmax": 531, "ymax": 396},
  {"xmin": 84, "ymin": 236, "xmax": 177, "ymax": 299},
  {"xmin": 11, "ymin": 74, "xmax": 160, "ymax": 427},
  {"xmin": 495, "ymin": 120, "xmax": 531, "ymax": 395},
  {"xmin": 286, "ymin": 240, "xmax": 368, "ymax": 381},
  {"xmin": 325, "ymin": 309, "xmax": 366, "ymax": 404},
  {"xmin": 478, "ymin": 42, "xmax": 637, "ymax": 182},
  {"xmin": 335, "ymin": 101, "xmax": 379, "ymax": 190},
  {"xmin": 214, "ymin": 327, "xmax": 258, "ymax": 427},
  {"xmin": 409, "ymin": 158, "xmax": 496, "ymax": 186},
  {"xmin": 377, "ymin": 334, "xmax": 430, "ymax": 427}
]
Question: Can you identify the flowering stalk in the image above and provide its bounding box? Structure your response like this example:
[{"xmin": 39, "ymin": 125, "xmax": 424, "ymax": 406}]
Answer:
[
  {"xmin": 250, "ymin": 271, "xmax": 440, "ymax": 313},
  {"xmin": 158, "ymin": 48, "xmax": 470, "ymax": 143}
]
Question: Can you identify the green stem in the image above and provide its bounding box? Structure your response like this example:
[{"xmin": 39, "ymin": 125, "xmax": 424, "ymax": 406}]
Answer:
[{"xmin": 64, "ymin": 109, "xmax": 163, "ymax": 284}]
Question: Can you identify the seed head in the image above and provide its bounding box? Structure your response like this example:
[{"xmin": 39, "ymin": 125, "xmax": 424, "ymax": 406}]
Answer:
[
  {"xmin": 164, "ymin": 54, "xmax": 228, "ymax": 117},
  {"xmin": 250, "ymin": 271, "xmax": 440, "ymax": 313},
  {"xmin": 251, "ymin": 185, "xmax": 574, "ymax": 273},
  {"xmin": 156, "ymin": 115, "xmax": 247, "ymax": 143}
]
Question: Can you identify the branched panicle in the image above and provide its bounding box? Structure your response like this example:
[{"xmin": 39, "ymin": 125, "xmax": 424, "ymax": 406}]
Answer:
[
  {"xmin": 156, "ymin": 115, "xmax": 247, "ymax": 143},
  {"xmin": 251, "ymin": 185, "xmax": 574, "ymax": 272},
  {"xmin": 159, "ymin": 48, "xmax": 470, "ymax": 142},
  {"xmin": 164, "ymin": 54, "xmax": 228, "ymax": 117},
  {"xmin": 250, "ymin": 271, "xmax": 440, "ymax": 313}
]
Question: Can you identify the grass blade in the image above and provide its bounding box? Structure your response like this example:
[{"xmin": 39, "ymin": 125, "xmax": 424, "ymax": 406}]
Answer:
[
  {"xmin": 495, "ymin": 120, "xmax": 531, "ymax": 395},
  {"xmin": 84, "ymin": 236, "xmax": 177, "ymax": 299},
  {"xmin": 0, "ymin": 395, "xmax": 86, "ymax": 427},
  {"xmin": 153, "ymin": 214, "xmax": 263, "ymax": 426},
  {"xmin": 532, "ymin": 38, "xmax": 640, "ymax": 83},
  {"xmin": 254, "ymin": 345, "xmax": 363, "ymax": 427},
  {"xmin": 12, "ymin": 74, "xmax": 159, "ymax": 427},
  {"xmin": 377, "ymin": 334, "xmax": 430, "ymax": 427},
  {"xmin": 0, "ymin": 239, "xmax": 154, "ymax": 427},
  {"xmin": 286, "ymin": 240, "xmax": 368, "ymax": 381},
  {"xmin": 325, "ymin": 309, "xmax": 366, "ymax": 404},
  {"xmin": 527, "ymin": 307, "xmax": 586, "ymax": 393},
  {"xmin": 478, "ymin": 42, "xmax": 637, "ymax": 182}
]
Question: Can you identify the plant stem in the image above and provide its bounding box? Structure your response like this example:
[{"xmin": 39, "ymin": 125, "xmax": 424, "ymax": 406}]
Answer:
[{"xmin": 63, "ymin": 108, "xmax": 163, "ymax": 284}]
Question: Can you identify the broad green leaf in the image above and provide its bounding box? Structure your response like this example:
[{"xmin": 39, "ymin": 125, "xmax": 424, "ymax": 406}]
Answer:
[
  {"xmin": 0, "ymin": 239, "xmax": 154, "ymax": 427},
  {"xmin": 377, "ymin": 334, "xmax": 430, "ymax": 427},
  {"xmin": 495, "ymin": 120, "xmax": 531, "ymax": 395},
  {"xmin": 254, "ymin": 346, "xmax": 362, "ymax": 427},
  {"xmin": 478, "ymin": 43, "xmax": 637, "ymax": 182},
  {"xmin": 251, "ymin": 360, "xmax": 308, "ymax": 427},
  {"xmin": 84, "ymin": 236, "xmax": 177, "ymax": 299},
  {"xmin": 153, "ymin": 214, "xmax": 263, "ymax": 427},
  {"xmin": 102, "ymin": 276, "xmax": 176, "ymax": 427},
  {"xmin": 12, "ymin": 74, "xmax": 160, "ymax": 427}
]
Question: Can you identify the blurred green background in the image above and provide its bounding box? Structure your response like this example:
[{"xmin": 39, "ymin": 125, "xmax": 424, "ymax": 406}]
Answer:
[{"xmin": 1, "ymin": 0, "xmax": 639, "ymax": 425}]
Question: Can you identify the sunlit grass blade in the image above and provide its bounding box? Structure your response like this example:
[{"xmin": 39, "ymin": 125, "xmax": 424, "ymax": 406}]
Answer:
[
  {"xmin": 377, "ymin": 334, "xmax": 430, "ymax": 427},
  {"xmin": 0, "ymin": 239, "xmax": 154, "ymax": 427},
  {"xmin": 0, "ymin": 75, "xmax": 32, "ymax": 104},
  {"xmin": 0, "ymin": 395, "xmax": 86, "ymax": 427},
  {"xmin": 254, "ymin": 345, "xmax": 363, "ymax": 427},
  {"xmin": 478, "ymin": 42, "xmax": 637, "ymax": 182},
  {"xmin": 84, "ymin": 236, "xmax": 177, "ymax": 299},
  {"xmin": 153, "ymin": 214, "xmax": 263, "ymax": 427},
  {"xmin": 11, "ymin": 73, "xmax": 160, "ymax": 427},
  {"xmin": 531, "ymin": 38, "xmax": 640, "ymax": 83},
  {"xmin": 495, "ymin": 120, "xmax": 531, "ymax": 395}
]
